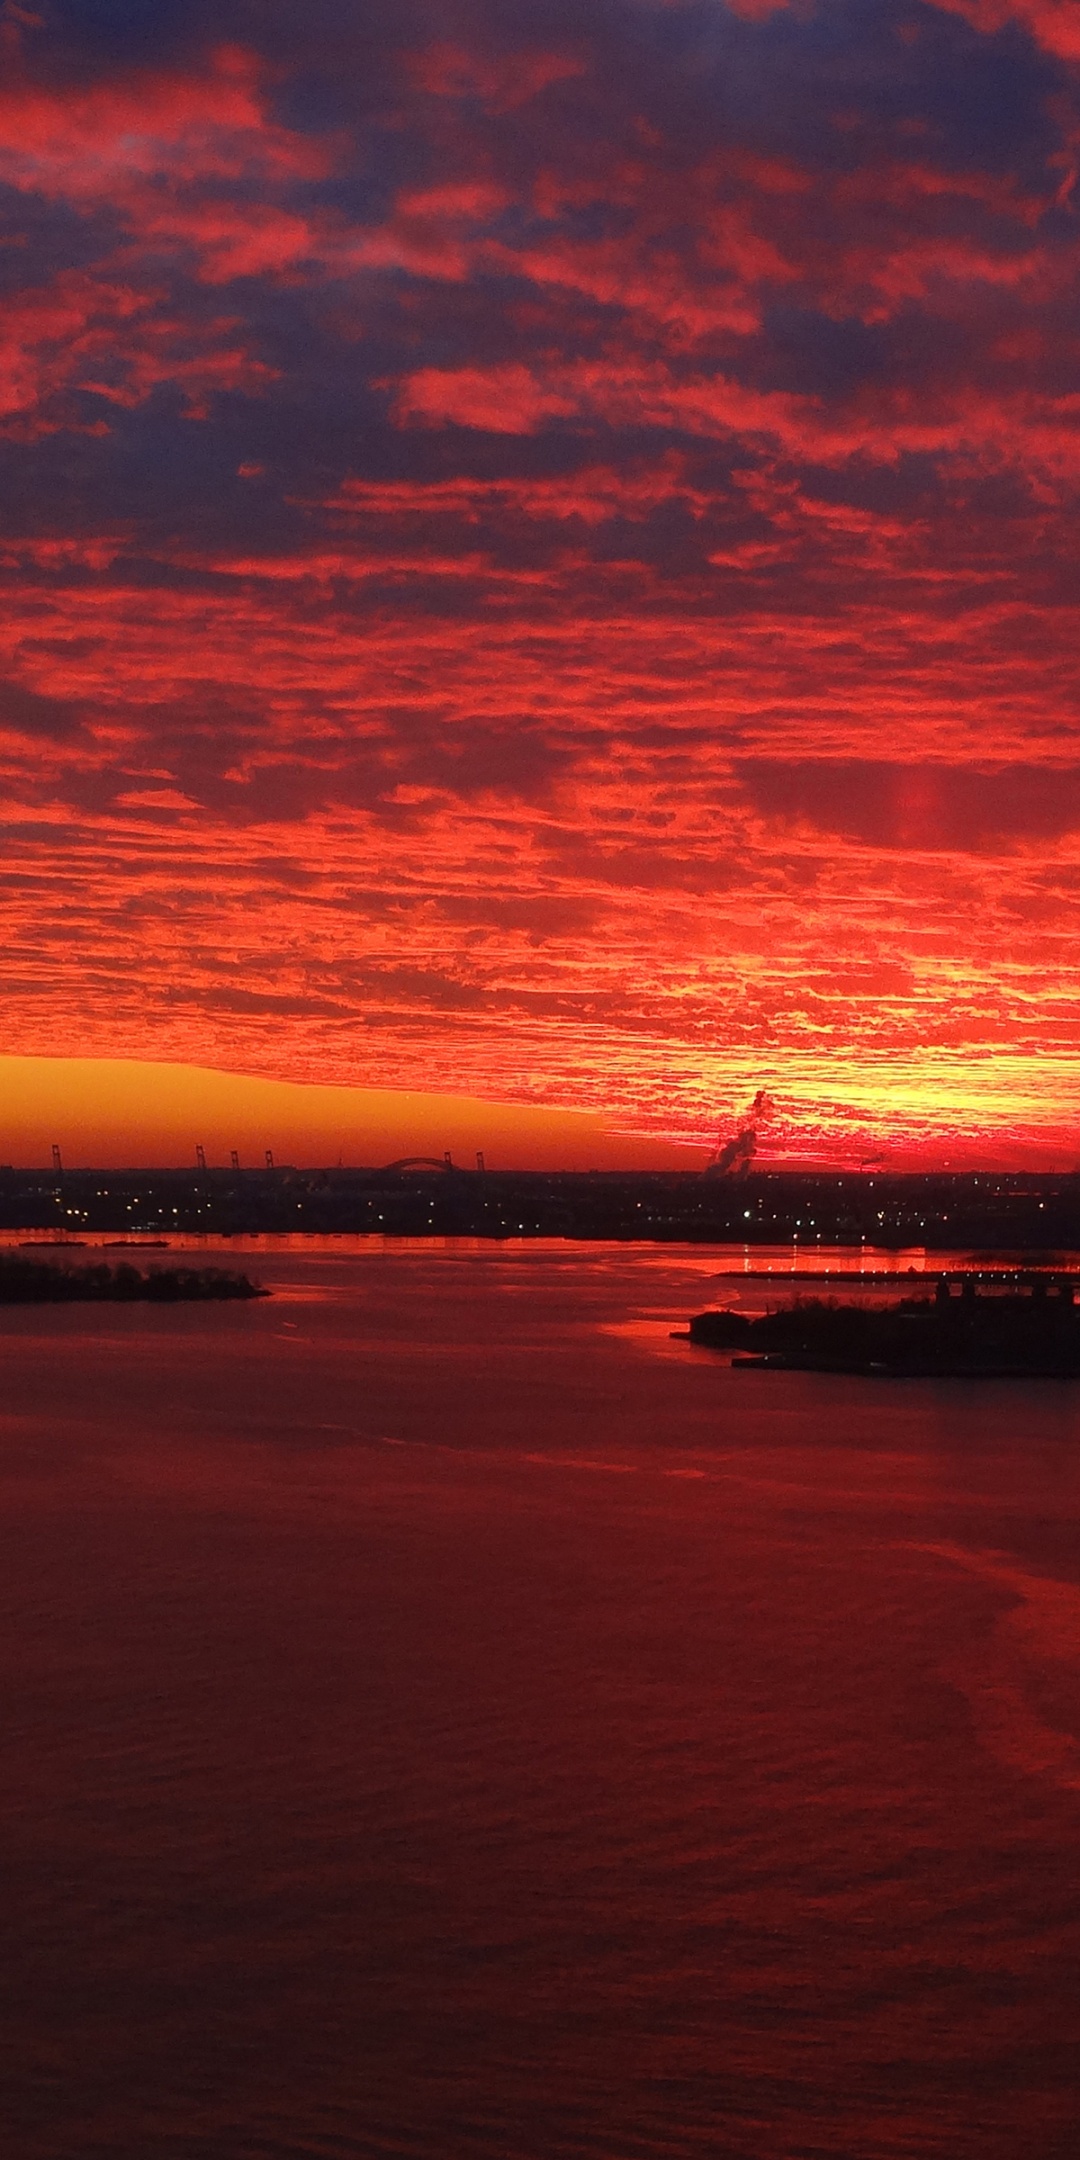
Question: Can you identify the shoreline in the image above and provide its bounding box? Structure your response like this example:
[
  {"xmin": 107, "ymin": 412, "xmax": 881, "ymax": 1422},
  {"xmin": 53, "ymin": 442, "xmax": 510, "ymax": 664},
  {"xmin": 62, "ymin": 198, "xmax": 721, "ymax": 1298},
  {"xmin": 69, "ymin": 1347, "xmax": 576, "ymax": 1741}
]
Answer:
[{"xmin": 688, "ymin": 1279, "xmax": 1080, "ymax": 1379}]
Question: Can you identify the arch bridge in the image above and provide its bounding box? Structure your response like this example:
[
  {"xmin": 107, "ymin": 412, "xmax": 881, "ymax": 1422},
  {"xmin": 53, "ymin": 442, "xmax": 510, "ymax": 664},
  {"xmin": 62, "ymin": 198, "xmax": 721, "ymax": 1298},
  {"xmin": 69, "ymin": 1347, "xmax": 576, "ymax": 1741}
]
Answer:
[{"xmin": 378, "ymin": 1155, "xmax": 461, "ymax": 1174}]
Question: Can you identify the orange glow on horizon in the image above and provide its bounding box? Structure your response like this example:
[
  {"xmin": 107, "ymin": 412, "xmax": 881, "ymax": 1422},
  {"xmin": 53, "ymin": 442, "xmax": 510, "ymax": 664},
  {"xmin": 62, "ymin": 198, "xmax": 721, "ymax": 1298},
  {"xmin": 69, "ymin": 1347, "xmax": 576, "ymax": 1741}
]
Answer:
[
  {"xmin": 0, "ymin": 1056, "xmax": 1075, "ymax": 1175},
  {"xmin": 0, "ymin": 1058, "xmax": 703, "ymax": 1172}
]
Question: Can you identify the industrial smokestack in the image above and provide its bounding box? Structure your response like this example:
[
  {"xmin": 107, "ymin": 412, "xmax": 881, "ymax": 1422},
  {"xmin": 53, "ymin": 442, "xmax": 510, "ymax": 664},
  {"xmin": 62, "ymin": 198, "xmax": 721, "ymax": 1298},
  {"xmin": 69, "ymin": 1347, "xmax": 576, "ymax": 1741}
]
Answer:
[
  {"xmin": 710, "ymin": 1127, "xmax": 757, "ymax": 1177},
  {"xmin": 704, "ymin": 1089, "xmax": 775, "ymax": 1178}
]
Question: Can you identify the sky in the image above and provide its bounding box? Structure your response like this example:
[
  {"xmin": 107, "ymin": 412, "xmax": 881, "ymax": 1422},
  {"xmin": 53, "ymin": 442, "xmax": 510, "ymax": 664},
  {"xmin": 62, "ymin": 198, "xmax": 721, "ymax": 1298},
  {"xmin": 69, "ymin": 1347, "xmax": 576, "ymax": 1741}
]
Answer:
[
  {"xmin": 3, "ymin": 0, "xmax": 1080, "ymax": 1167},
  {"xmin": 0, "ymin": 1056, "xmax": 700, "ymax": 1169}
]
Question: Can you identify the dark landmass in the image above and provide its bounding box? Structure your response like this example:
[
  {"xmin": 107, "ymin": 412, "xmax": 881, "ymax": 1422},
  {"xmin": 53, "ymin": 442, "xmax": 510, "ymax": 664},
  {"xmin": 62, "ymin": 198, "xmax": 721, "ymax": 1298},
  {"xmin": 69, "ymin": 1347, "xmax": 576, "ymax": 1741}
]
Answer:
[
  {"xmin": 1, "ymin": 1165, "xmax": 1079, "ymax": 1249},
  {"xmin": 688, "ymin": 1275, "xmax": 1080, "ymax": 1376},
  {"xmin": 0, "ymin": 1256, "xmax": 267, "ymax": 1303}
]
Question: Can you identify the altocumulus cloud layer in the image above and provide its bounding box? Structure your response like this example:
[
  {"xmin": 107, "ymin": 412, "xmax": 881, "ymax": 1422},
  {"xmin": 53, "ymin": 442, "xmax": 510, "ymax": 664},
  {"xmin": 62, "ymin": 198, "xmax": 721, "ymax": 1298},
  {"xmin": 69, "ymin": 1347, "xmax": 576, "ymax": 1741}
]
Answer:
[{"xmin": 3, "ymin": 0, "xmax": 1080, "ymax": 1160}]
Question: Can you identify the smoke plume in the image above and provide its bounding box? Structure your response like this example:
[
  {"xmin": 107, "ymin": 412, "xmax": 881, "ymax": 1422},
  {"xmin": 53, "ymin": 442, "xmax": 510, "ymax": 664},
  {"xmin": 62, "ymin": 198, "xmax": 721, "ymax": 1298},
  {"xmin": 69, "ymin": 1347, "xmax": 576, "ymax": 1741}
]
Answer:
[{"xmin": 705, "ymin": 1089, "xmax": 775, "ymax": 1177}]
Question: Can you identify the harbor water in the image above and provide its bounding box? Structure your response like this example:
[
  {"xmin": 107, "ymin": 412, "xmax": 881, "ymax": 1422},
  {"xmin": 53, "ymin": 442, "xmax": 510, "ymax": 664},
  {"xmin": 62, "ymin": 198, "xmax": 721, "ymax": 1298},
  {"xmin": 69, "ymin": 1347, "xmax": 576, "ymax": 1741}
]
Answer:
[{"xmin": 2, "ymin": 1239, "xmax": 1079, "ymax": 2158}]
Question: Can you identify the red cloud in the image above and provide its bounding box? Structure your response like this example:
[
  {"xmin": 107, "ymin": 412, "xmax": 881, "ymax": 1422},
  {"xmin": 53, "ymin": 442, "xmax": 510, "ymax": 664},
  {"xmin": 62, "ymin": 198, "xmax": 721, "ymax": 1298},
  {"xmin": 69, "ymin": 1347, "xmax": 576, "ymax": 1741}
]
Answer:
[
  {"xmin": 393, "ymin": 363, "xmax": 580, "ymax": 433},
  {"xmin": 324, "ymin": 456, "xmax": 709, "ymax": 526},
  {"xmin": 929, "ymin": 0, "xmax": 1080, "ymax": 60},
  {"xmin": 724, "ymin": 0, "xmax": 796, "ymax": 14},
  {"xmin": 410, "ymin": 42, "xmax": 586, "ymax": 111},
  {"xmin": 0, "ymin": 46, "xmax": 323, "ymax": 417},
  {"xmin": 391, "ymin": 353, "xmax": 1080, "ymax": 489},
  {"xmin": 0, "ymin": 46, "xmax": 326, "ymax": 198},
  {"xmin": 0, "ymin": 45, "xmax": 332, "ymax": 293},
  {"xmin": 2, "ymin": 3, "xmax": 1080, "ymax": 1163},
  {"xmin": 0, "ymin": 268, "xmax": 276, "ymax": 434}
]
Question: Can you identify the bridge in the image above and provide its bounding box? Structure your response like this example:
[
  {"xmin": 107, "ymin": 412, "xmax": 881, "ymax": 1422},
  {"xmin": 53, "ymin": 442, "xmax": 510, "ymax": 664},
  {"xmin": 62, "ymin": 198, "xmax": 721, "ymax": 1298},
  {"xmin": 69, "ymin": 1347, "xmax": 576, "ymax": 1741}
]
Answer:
[{"xmin": 378, "ymin": 1155, "xmax": 461, "ymax": 1175}]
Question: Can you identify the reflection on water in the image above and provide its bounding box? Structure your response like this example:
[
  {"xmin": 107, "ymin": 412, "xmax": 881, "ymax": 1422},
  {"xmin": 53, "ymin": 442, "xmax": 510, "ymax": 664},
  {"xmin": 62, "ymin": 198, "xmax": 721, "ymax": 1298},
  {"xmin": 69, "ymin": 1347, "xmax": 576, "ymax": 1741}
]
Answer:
[{"xmin": 2, "ymin": 1240, "xmax": 1079, "ymax": 2158}]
